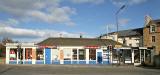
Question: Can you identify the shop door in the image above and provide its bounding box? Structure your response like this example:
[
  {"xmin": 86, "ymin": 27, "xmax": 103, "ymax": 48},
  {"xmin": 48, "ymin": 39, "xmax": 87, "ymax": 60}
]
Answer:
[
  {"xmin": 119, "ymin": 50, "xmax": 125, "ymax": 64},
  {"xmin": 141, "ymin": 50, "xmax": 145, "ymax": 64},
  {"xmin": 45, "ymin": 48, "xmax": 51, "ymax": 64},
  {"xmin": 97, "ymin": 52, "xmax": 102, "ymax": 64}
]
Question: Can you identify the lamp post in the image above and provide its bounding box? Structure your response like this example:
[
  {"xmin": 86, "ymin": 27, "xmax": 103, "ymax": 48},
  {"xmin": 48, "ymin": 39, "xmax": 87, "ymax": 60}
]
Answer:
[
  {"xmin": 115, "ymin": 5, "xmax": 125, "ymax": 65},
  {"xmin": 115, "ymin": 5, "xmax": 125, "ymax": 42}
]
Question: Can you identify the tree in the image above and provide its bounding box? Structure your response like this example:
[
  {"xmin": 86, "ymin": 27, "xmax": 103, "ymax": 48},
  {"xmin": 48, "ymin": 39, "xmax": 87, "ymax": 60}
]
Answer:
[{"xmin": 0, "ymin": 37, "xmax": 18, "ymax": 57}]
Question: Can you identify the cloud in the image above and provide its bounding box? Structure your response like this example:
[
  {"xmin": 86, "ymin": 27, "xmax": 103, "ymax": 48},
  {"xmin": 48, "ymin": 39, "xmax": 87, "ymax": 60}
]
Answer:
[
  {"xmin": 0, "ymin": 26, "xmax": 93, "ymax": 43},
  {"xmin": 129, "ymin": 0, "xmax": 147, "ymax": 5},
  {"xmin": 69, "ymin": 0, "xmax": 104, "ymax": 4},
  {"xmin": 0, "ymin": 0, "xmax": 105, "ymax": 26},
  {"xmin": 119, "ymin": 18, "xmax": 131, "ymax": 27},
  {"xmin": 0, "ymin": 0, "xmax": 76, "ymax": 26},
  {"xmin": 110, "ymin": 0, "xmax": 147, "ymax": 7},
  {"xmin": 0, "ymin": 18, "xmax": 19, "ymax": 27}
]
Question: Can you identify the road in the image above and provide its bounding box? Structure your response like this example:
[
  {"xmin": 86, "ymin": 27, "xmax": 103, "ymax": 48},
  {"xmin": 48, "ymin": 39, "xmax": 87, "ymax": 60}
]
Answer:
[{"xmin": 0, "ymin": 64, "xmax": 159, "ymax": 75}]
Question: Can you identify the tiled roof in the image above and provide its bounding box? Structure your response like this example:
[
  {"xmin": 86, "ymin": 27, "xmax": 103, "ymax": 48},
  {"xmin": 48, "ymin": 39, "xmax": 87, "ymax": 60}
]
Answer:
[{"xmin": 37, "ymin": 38, "xmax": 125, "ymax": 46}]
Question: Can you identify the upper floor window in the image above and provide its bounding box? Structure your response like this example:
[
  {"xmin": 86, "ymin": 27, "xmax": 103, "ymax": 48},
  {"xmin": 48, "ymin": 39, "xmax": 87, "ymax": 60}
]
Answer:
[
  {"xmin": 151, "ymin": 25, "xmax": 155, "ymax": 32},
  {"xmin": 152, "ymin": 36, "xmax": 155, "ymax": 42},
  {"xmin": 129, "ymin": 37, "xmax": 132, "ymax": 40},
  {"xmin": 136, "ymin": 43, "xmax": 139, "ymax": 47},
  {"xmin": 129, "ymin": 44, "xmax": 132, "ymax": 47}
]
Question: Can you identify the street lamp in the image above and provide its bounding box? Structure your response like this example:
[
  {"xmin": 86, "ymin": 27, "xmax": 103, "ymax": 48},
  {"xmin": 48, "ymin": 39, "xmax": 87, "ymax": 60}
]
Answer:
[
  {"xmin": 115, "ymin": 5, "xmax": 125, "ymax": 65},
  {"xmin": 115, "ymin": 5, "xmax": 125, "ymax": 42}
]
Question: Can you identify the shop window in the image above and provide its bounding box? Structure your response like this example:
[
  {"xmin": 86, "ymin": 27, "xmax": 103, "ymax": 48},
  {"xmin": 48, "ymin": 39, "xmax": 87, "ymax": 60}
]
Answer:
[
  {"xmin": 145, "ymin": 50, "xmax": 151, "ymax": 64},
  {"xmin": 9, "ymin": 48, "xmax": 17, "ymax": 60},
  {"xmin": 134, "ymin": 50, "xmax": 140, "ymax": 63},
  {"xmin": 89, "ymin": 49, "xmax": 96, "ymax": 60},
  {"xmin": 36, "ymin": 48, "xmax": 44, "ymax": 60},
  {"xmin": 112, "ymin": 49, "xmax": 118, "ymax": 60},
  {"xmin": 25, "ymin": 48, "xmax": 32, "ymax": 60},
  {"xmin": 79, "ymin": 49, "xmax": 85, "ymax": 60},
  {"xmin": 52, "ymin": 49, "xmax": 60, "ymax": 61},
  {"xmin": 72, "ymin": 49, "xmax": 77, "ymax": 60},
  {"xmin": 103, "ymin": 49, "xmax": 109, "ymax": 61},
  {"xmin": 63, "ymin": 48, "xmax": 71, "ymax": 60},
  {"xmin": 124, "ymin": 50, "xmax": 131, "ymax": 61}
]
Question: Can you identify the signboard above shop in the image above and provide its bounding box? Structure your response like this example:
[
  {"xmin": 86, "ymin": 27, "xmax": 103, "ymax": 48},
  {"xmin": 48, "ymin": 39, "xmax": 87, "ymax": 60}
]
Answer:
[
  {"xmin": 115, "ymin": 45, "xmax": 122, "ymax": 48},
  {"xmin": 85, "ymin": 46, "xmax": 100, "ymax": 49},
  {"xmin": 39, "ymin": 45, "xmax": 57, "ymax": 49}
]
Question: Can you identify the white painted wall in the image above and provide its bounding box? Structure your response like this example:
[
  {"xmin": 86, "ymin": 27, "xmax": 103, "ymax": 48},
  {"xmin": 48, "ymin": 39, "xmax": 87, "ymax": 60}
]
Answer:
[
  {"xmin": 86, "ymin": 49, "xmax": 89, "ymax": 64},
  {"xmin": 102, "ymin": 34, "xmax": 140, "ymax": 47}
]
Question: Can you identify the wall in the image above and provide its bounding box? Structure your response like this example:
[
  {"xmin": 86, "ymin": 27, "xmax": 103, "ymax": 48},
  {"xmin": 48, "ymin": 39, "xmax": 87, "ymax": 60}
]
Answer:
[
  {"xmin": 143, "ymin": 23, "xmax": 160, "ymax": 55},
  {"xmin": 102, "ymin": 34, "xmax": 141, "ymax": 47}
]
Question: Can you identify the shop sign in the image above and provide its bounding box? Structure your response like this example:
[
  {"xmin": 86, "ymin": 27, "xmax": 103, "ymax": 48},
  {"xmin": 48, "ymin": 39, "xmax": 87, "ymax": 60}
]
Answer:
[
  {"xmin": 39, "ymin": 45, "xmax": 57, "ymax": 49},
  {"xmin": 115, "ymin": 45, "xmax": 122, "ymax": 48},
  {"xmin": 85, "ymin": 46, "xmax": 100, "ymax": 49}
]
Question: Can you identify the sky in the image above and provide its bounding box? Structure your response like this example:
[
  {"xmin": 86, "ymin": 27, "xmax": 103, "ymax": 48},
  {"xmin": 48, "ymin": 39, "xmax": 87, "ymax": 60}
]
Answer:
[{"xmin": 0, "ymin": 0, "xmax": 160, "ymax": 43}]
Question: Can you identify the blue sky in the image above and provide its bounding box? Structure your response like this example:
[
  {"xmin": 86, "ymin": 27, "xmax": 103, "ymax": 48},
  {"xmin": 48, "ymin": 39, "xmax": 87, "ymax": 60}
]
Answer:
[{"xmin": 0, "ymin": 0, "xmax": 160, "ymax": 43}]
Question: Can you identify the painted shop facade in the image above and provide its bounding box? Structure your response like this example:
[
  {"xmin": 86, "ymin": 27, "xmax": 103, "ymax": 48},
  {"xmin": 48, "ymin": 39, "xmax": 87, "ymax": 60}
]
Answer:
[{"xmin": 6, "ymin": 38, "xmax": 153, "ymax": 65}]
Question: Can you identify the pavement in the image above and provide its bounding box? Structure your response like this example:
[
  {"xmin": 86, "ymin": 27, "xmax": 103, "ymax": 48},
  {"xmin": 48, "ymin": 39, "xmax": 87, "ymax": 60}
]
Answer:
[{"xmin": 0, "ymin": 64, "xmax": 160, "ymax": 75}]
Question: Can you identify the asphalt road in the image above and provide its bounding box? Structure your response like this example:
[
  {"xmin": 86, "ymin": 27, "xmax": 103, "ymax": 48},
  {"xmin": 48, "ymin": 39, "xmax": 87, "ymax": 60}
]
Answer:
[{"xmin": 0, "ymin": 64, "xmax": 159, "ymax": 75}]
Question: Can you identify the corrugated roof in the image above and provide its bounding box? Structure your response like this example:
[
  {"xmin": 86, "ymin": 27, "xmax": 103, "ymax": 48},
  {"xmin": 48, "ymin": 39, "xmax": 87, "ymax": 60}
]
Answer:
[{"xmin": 37, "ymin": 38, "xmax": 126, "ymax": 46}]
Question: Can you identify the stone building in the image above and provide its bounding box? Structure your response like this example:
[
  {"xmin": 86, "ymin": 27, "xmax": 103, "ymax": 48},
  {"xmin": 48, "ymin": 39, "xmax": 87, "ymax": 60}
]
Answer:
[
  {"xmin": 143, "ymin": 15, "xmax": 160, "ymax": 67},
  {"xmin": 143, "ymin": 15, "xmax": 160, "ymax": 55}
]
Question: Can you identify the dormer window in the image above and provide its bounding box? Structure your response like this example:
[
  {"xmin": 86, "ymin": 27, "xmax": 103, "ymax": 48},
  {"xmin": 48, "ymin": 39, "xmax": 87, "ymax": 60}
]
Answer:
[{"xmin": 151, "ymin": 25, "xmax": 155, "ymax": 32}]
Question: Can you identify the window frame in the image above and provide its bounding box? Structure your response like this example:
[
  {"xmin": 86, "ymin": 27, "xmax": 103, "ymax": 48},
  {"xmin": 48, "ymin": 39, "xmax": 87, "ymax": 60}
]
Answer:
[
  {"xmin": 129, "ymin": 44, "xmax": 132, "ymax": 47},
  {"xmin": 72, "ymin": 49, "xmax": 78, "ymax": 60},
  {"xmin": 9, "ymin": 48, "xmax": 17, "ymax": 60},
  {"xmin": 36, "ymin": 48, "xmax": 44, "ymax": 60},
  {"xmin": 78, "ymin": 49, "xmax": 86, "ymax": 60},
  {"xmin": 89, "ymin": 49, "xmax": 96, "ymax": 60},
  {"xmin": 151, "ymin": 25, "xmax": 155, "ymax": 32},
  {"xmin": 151, "ymin": 36, "xmax": 155, "ymax": 42},
  {"xmin": 25, "ymin": 48, "xmax": 32, "ymax": 60}
]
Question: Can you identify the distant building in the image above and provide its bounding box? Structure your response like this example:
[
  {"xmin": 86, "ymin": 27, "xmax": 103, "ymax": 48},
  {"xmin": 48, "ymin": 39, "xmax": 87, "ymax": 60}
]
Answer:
[{"xmin": 100, "ymin": 28, "xmax": 143, "ymax": 47}]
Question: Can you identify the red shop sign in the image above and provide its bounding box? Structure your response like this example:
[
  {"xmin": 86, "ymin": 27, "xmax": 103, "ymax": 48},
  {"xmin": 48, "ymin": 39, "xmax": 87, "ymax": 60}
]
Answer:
[{"xmin": 85, "ymin": 46, "xmax": 100, "ymax": 49}]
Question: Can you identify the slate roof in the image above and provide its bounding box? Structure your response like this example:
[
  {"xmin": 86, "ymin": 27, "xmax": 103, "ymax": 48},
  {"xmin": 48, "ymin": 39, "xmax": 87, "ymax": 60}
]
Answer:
[
  {"xmin": 103, "ymin": 28, "xmax": 143, "ymax": 37},
  {"xmin": 37, "ymin": 38, "xmax": 126, "ymax": 46},
  {"xmin": 149, "ymin": 19, "xmax": 160, "ymax": 25}
]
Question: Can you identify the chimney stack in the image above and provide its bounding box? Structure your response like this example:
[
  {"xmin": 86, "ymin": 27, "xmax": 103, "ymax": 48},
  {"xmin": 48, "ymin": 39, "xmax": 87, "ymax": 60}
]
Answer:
[{"xmin": 144, "ymin": 15, "xmax": 152, "ymax": 27}]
